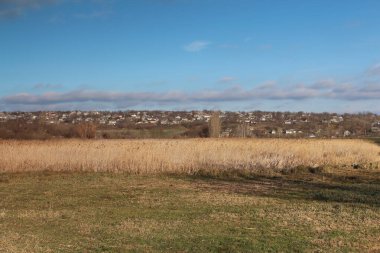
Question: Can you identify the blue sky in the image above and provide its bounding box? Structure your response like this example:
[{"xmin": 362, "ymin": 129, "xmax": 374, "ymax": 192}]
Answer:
[{"xmin": 1, "ymin": 0, "xmax": 380, "ymax": 112}]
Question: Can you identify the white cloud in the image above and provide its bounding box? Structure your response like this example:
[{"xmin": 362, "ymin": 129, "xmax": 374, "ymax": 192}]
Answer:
[
  {"xmin": 2, "ymin": 80, "xmax": 380, "ymax": 110},
  {"xmin": 367, "ymin": 63, "xmax": 380, "ymax": 76},
  {"xmin": 218, "ymin": 76, "xmax": 236, "ymax": 84},
  {"xmin": 3, "ymin": 63, "xmax": 380, "ymax": 111},
  {"xmin": 0, "ymin": 0, "xmax": 58, "ymax": 19},
  {"xmin": 310, "ymin": 79, "xmax": 336, "ymax": 89},
  {"xmin": 257, "ymin": 81, "xmax": 276, "ymax": 89},
  {"xmin": 183, "ymin": 40, "xmax": 211, "ymax": 52}
]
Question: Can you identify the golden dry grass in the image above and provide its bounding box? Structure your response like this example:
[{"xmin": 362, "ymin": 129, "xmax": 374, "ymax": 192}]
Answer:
[{"xmin": 0, "ymin": 139, "xmax": 379, "ymax": 173}]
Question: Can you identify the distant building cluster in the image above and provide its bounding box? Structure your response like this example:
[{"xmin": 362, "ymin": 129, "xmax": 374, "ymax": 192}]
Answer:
[
  {"xmin": 0, "ymin": 110, "xmax": 379, "ymax": 138},
  {"xmin": 0, "ymin": 111, "xmax": 213, "ymax": 126}
]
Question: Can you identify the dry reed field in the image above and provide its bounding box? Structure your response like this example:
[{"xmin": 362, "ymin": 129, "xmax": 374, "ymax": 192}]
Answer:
[{"xmin": 1, "ymin": 139, "xmax": 379, "ymax": 173}]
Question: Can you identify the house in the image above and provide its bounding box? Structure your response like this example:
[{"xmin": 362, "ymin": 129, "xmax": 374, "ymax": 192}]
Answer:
[
  {"xmin": 330, "ymin": 116, "xmax": 344, "ymax": 123},
  {"xmin": 203, "ymin": 115, "xmax": 211, "ymax": 122},
  {"xmin": 108, "ymin": 120, "xmax": 117, "ymax": 126},
  {"xmin": 343, "ymin": 130, "xmax": 351, "ymax": 137},
  {"xmin": 285, "ymin": 129, "xmax": 296, "ymax": 134},
  {"xmin": 0, "ymin": 113, "xmax": 7, "ymax": 122},
  {"xmin": 148, "ymin": 119, "xmax": 159, "ymax": 124}
]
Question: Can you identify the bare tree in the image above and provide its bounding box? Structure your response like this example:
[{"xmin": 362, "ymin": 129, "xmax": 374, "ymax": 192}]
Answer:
[
  {"xmin": 209, "ymin": 111, "xmax": 221, "ymax": 138},
  {"xmin": 237, "ymin": 122, "xmax": 249, "ymax": 138},
  {"xmin": 73, "ymin": 123, "xmax": 97, "ymax": 139}
]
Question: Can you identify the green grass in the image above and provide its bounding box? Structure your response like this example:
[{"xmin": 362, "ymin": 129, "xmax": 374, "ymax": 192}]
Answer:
[
  {"xmin": 1, "ymin": 169, "xmax": 380, "ymax": 252},
  {"xmin": 365, "ymin": 137, "xmax": 380, "ymax": 145},
  {"xmin": 372, "ymin": 137, "xmax": 380, "ymax": 145}
]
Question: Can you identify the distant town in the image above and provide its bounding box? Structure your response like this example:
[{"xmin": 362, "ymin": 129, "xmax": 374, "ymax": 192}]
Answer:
[{"xmin": 0, "ymin": 110, "xmax": 379, "ymax": 139}]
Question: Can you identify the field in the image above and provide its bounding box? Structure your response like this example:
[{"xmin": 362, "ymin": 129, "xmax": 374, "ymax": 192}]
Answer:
[
  {"xmin": 1, "ymin": 139, "xmax": 380, "ymax": 252},
  {"xmin": 1, "ymin": 139, "xmax": 379, "ymax": 174}
]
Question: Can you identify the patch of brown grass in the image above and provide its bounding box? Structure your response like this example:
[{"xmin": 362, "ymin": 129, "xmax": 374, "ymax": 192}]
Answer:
[{"xmin": 0, "ymin": 139, "xmax": 379, "ymax": 174}]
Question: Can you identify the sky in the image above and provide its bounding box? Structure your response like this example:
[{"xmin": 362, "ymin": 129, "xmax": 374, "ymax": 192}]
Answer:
[{"xmin": 1, "ymin": 0, "xmax": 380, "ymax": 113}]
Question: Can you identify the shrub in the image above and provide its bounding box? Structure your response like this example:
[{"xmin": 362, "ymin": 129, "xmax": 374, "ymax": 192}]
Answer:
[{"xmin": 73, "ymin": 123, "xmax": 97, "ymax": 139}]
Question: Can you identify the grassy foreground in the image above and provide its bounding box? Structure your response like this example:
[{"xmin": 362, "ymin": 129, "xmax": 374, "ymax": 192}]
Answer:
[{"xmin": 1, "ymin": 168, "xmax": 380, "ymax": 252}]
